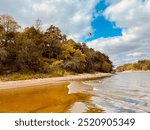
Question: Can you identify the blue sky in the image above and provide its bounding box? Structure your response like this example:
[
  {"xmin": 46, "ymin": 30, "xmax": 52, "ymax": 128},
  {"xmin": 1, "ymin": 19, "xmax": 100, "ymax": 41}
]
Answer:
[
  {"xmin": 85, "ymin": 0, "xmax": 122, "ymax": 42},
  {"xmin": 0, "ymin": 0, "xmax": 150, "ymax": 66},
  {"xmin": 87, "ymin": 0, "xmax": 150, "ymax": 66}
]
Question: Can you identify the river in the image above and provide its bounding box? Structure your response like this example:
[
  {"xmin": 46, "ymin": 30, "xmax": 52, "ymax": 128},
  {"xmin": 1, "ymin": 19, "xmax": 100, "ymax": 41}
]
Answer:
[
  {"xmin": 75, "ymin": 72, "xmax": 150, "ymax": 113},
  {"xmin": 0, "ymin": 72, "xmax": 149, "ymax": 113}
]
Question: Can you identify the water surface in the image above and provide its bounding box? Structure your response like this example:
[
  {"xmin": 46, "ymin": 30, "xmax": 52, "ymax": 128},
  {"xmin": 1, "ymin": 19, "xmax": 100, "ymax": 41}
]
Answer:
[
  {"xmin": 83, "ymin": 72, "xmax": 150, "ymax": 112},
  {"xmin": 0, "ymin": 82, "xmax": 101, "ymax": 113},
  {"xmin": 0, "ymin": 72, "xmax": 149, "ymax": 113}
]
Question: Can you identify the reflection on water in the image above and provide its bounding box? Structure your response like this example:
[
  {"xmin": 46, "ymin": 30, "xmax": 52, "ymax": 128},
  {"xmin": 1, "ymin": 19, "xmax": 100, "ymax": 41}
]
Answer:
[
  {"xmin": 0, "ymin": 72, "xmax": 149, "ymax": 113},
  {"xmin": 83, "ymin": 72, "xmax": 150, "ymax": 113},
  {"xmin": 0, "ymin": 82, "xmax": 102, "ymax": 113}
]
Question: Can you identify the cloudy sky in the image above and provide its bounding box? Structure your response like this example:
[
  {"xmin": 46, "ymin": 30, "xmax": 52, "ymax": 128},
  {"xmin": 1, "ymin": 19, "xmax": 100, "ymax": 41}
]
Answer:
[{"xmin": 0, "ymin": 0, "xmax": 150, "ymax": 66}]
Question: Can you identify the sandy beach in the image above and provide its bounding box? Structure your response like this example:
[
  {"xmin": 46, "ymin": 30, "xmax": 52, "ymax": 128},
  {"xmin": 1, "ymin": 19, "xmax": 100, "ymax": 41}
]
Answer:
[
  {"xmin": 0, "ymin": 73, "xmax": 112, "ymax": 90},
  {"xmin": 0, "ymin": 73, "xmax": 110, "ymax": 113}
]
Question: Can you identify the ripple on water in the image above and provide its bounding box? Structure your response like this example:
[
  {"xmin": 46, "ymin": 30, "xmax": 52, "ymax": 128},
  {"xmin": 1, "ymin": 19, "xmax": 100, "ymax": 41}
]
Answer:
[
  {"xmin": 87, "ymin": 72, "xmax": 150, "ymax": 113},
  {"xmin": 121, "ymin": 98, "xmax": 140, "ymax": 105}
]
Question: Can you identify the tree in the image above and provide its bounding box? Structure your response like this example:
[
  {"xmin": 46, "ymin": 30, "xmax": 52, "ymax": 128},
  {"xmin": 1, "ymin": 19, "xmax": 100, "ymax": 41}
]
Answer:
[
  {"xmin": 58, "ymin": 39, "xmax": 76, "ymax": 60},
  {"xmin": 22, "ymin": 26, "xmax": 44, "ymax": 46},
  {"xmin": 0, "ymin": 14, "xmax": 113, "ymax": 76},
  {"xmin": 0, "ymin": 15, "xmax": 20, "ymax": 33},
  {"xmin": 15, "ymin": 38, "xmax": 45, "ymax": 72},
  {"xmin": 116, "ymin": 60, "xmax": 150, "ymax": 72},
  {"xmin": 0, "ymin": 15, "xmax": 20, "ymax": 47},
  {"xmin": 43, "ymin": 25, "xmax": 66, "ymax": 59},
  {"xmin": 0, "ymin": 47, "xmax": 8, "ymax": 74},
  {"xmin": 0, "ymin": 24, "xmax": 4, "ymax": 46},
  {"xmin": 64, "ymin": 49, "xmax": 86, "ymax": 73},
  {"xmin": 102, "ymin": 61, "xmax": 112, "ymax": 73},
  {"xmin": 44, "ymin": 25, "xmax": 66, "ymax": 44},
  {"xmin": 34, "ymin": 18, "xmax": 42, "ymax": 31}
]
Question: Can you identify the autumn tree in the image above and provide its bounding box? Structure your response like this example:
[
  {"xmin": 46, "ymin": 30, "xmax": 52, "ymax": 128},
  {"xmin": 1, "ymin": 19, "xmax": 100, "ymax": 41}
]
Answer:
[
  {"xmin": 0, "ymin": 14, "xmax": 113, "ymax": 76},
  {"xmin": 0, "ymin": 14, "xmax": 20, "ymax": 47},
  {"xmin": 116, "ymin": 60, "xmax": 150, "ymax": 72},
  {"xmin": 43, "ymin": 25, "xmax": 66, "ymax": 59},
  {"xmin": 0, "ymin": 47, "xmax": 8, "ymax": 74},
  {"xmin": 0, "ymin": 15, "xmax": 20, "ymax": 32}
]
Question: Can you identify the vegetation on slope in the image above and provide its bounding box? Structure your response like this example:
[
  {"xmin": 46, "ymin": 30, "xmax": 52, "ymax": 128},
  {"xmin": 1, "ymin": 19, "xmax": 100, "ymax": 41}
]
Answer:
[
  {"xmin": 0, "ymin": 14, "xmax": 113, "ymax": 80},
  {"xmin": 116, "ymin": 60, "xmax": 150, "ymax": 72}
]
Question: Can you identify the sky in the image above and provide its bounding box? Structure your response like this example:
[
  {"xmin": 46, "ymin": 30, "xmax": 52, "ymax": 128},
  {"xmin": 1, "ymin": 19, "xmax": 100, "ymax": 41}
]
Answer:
[{"xmin": 0, "ymin": 0, "xmax": 150, "ymax": 67}]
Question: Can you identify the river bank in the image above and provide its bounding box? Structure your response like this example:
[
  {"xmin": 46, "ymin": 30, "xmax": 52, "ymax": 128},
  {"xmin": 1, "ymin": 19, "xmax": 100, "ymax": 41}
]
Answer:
[
  {"xmin": 0, "ymin": 73, "xmax": 112, "ymax": 90},
  {"xmin": 0, "ymin": 81, "xmax": 101, "ymax": 113},
  {"xmin": 0, "ymin": 73, "xmax": 108, "ymax": 113},
  {"xmin": 117, "ymin": 70, "xmax": 150, "ymax": 73}
]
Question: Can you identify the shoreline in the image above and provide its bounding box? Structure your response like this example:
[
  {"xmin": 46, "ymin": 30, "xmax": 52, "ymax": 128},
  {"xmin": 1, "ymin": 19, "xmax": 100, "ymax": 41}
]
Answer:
[
  {"xmin": 117, "ymin": 70, "xmax": 150, "ymax": 73},
  {"xmin": 0, "ymin": 73, "xmax": 113, "ymax": 90}
]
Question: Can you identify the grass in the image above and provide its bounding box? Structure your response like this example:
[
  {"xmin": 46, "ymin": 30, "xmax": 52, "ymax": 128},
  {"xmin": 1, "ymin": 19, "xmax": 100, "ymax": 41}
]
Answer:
[
  {"xmin": 0, "ymin": 71, "xmax": 75, "ymax": 81},
  {"xmin": 0, "ymin": 73, "xmax": 51, "ymax": 81}
]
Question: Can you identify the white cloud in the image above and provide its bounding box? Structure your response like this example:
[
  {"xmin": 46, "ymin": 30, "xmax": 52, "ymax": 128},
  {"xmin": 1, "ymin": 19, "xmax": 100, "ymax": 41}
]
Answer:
[
  {"xmin": 87, "ymin": 0, "xmax": 150, "ymax": 66},
  {"xmin": 0, "ymin": 0, "xmax": 99, "ymax": 41},
  {"xmin": 126, "ymin": 52, "xmax": 143, "ymax": 57},
  {"xmin": 1, "ymin": 0, "xmax": 149, "ymax": 67}
]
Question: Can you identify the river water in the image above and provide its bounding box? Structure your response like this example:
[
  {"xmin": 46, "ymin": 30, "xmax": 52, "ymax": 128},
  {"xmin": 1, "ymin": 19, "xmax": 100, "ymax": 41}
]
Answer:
[
  {"xmin": 77, "ymin": 72, "xmax": 150, "ymax": 113},
  {"xmin": 0, "ymin": 72, "xmax": 149, "ymax": 113}
]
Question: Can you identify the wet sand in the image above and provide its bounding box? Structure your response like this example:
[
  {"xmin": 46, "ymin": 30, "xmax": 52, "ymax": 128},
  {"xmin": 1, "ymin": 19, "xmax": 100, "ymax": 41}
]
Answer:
[
  {"xmin": 0, "ymin": 82, "xmax": 103, "ymax": 113},
  {"xmin": 0, "ymin": 73, "xmax": 111, "ymax": 113}
]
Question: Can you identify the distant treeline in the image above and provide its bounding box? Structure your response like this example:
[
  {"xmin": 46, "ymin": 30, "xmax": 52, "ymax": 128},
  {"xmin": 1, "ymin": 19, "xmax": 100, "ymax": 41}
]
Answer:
[
  {"xmin": 116, "ymin": 60, "xmax": 150, "ymax": 72},
  {"xmin": 0, "ymin": 15, "xmax": 113, "ymax": 76}
]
